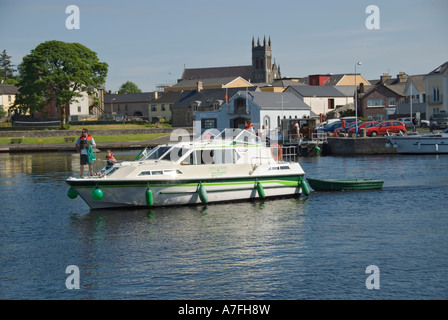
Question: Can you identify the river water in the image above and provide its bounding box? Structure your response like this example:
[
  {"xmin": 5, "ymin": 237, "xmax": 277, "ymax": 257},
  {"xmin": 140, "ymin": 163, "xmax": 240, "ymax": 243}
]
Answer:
[{"xmin": 0, "ymin": 151, "xmax": 447, "ymax": 300}]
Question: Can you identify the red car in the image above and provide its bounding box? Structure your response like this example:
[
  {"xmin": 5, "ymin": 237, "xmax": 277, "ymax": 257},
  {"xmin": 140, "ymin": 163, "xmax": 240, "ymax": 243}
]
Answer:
[
  {"xmin": 333, "ymin": 121, "xmax": 362, "ymax": 136},
  {"xmin": 367, "ymin": 120, "xmax": 406, "ymax": 136},
  {"xmin": 347, "ymin": 121, "xmax": 380, "ymax": 135}
]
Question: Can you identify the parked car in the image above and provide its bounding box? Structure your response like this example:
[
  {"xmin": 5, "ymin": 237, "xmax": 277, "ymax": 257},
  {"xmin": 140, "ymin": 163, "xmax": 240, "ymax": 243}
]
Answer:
[
  {"xmin": 347, "ymin": 121, "xmax": 380, "ymax": 134},
  {"xmin": 398, "ymin": 117, "xmax": 429, "ymax": 128},
  {"xmin": 316, "ymin": 119, "xmax": 340, "ymax": 130},
  {"xmin": 367, "ymin": 120, "xmax": 406, "ymax": 136},
  {"xmin": 430, "ymin": 113, "xmax": 448, "ymax": 129},
  {"xmin": 333, "ymin": 121, "xmax": 363, "ymax": 136},
  {"xmin": 316, "ymin": 121, "xmax": 342, "ymax": 134}
]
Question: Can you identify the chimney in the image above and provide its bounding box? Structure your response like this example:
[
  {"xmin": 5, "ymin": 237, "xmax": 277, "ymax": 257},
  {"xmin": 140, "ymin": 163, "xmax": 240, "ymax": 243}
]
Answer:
[
  {"xmin": 359, "ymin": 82, "xmax": 364, "ymax": 93},
  {"xmin": 397, "ymin": 72, "xmax": 408, "ymax": 83},
  {"xmin": 197, "ymin": 80, "xmax": 203, "ymax": 92},
  {"xmin": 380, "ymin": 73, "xmax": 391, "ymax": 83},
  {"xmin": 154, "ymin": 91, "xmax": 158, "ymax": 100}
]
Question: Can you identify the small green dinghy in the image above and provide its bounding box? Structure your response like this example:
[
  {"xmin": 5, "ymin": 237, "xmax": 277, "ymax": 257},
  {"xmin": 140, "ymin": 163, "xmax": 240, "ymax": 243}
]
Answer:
[{"xmin": 306, "ymin": 178, "xmax": 384, "ymax": 191}]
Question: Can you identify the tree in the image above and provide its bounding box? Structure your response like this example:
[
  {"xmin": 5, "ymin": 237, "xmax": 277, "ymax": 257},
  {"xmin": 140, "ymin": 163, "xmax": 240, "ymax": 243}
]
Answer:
[
  {"xmin": 13, "ymin": 41, "xmax": 108, "ymax": 128},
  {"xmin": 0, "ymin": 49, "xmax": 18, "ymax": 84},
  {"xmin": 118, "ymin": 81, "xmax": 142, "ymax": 94}
]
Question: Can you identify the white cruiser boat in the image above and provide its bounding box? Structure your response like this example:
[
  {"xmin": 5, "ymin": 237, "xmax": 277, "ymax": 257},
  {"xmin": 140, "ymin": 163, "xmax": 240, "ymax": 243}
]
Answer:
[
  {"xmin": 385, "ymin": 128, "xmax": 448, "ymax": 154},
  {"xmin": 66, "ymin": 129, "xmax": 309, "ymax": 209}
]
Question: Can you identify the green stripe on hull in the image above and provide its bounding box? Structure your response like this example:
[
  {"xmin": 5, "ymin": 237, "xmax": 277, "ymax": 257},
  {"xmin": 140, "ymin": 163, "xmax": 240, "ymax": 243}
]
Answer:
[{"xmin": 67, "ymin": 175, "xmax": 302, "ymax": 189}]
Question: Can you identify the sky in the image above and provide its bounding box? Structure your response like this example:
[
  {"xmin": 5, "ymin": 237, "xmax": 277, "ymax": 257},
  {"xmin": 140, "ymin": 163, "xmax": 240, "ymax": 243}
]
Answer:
[{"xmin": 1, "ymin": 0, "xmax": 447, "ymax": 92}]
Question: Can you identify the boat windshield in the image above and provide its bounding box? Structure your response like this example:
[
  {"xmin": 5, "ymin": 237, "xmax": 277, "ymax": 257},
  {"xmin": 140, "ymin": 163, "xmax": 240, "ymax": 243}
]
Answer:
[
  {"xmin": 140, "ymin": 145, "xmax": 190, "ymax": 163},
  {"xmin": 197, "ymin": 128, "xmax": 261, "ymax": 145},
  {"xmin": 140, "ymin": 146, "xmax": 171, "ymax": 161}
]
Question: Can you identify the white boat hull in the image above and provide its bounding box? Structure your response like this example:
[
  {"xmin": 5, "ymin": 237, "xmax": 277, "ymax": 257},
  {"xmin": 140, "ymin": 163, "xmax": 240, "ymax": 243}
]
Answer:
[
  {"xmin": 66, "ymin": 129, "xmax": 309, "ymax": 209},
  {"xmin": 67, "ymin": 176, "xmax": 304, "ymax": 209},
  {"xmin": 386, "ymin": 135, "xmax": 448, "ymax": 154}
]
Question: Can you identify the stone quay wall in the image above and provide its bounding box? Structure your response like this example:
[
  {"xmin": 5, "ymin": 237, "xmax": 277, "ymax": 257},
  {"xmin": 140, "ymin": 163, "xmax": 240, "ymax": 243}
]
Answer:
[{"xmin": 323, "ymin": 137, "xmax": 396, "ymax": 155}]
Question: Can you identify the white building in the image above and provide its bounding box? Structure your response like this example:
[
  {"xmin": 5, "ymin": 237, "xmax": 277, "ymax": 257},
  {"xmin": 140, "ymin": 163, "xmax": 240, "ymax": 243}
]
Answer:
[
  {"xmin": 194, "ymin": 91, "xmax": 312, "ymax": 134},
  {"xmin": 285, "ymin": 85, "xmax": 354, "ymax": 117}
]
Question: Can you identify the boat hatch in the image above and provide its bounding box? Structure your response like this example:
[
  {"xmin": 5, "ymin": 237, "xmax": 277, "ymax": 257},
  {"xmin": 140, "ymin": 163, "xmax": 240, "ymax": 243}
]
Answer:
[{"xmin": 268, "ymin": 166, "xmax": 291, "ymax": 170}]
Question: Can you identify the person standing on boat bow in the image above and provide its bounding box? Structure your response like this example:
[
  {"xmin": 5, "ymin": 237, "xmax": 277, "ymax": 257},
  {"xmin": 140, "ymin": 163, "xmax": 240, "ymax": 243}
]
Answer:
[{"xmin": 75, "ymin": 128, "xmax": 97, "ymax": 177}]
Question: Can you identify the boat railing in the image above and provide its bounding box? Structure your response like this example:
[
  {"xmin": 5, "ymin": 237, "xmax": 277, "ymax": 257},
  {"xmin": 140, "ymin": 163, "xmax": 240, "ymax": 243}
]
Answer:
[
  {"xmin": 312, "ymin": 132, "xmax": 327, "ymax": 143},
  {"xmin": 281, "ymin": 145, "xmax": 297, "ymax": 163},
  {"xmin": 250, "ymin": 157, "xmax": 273, "ymax": 167}
]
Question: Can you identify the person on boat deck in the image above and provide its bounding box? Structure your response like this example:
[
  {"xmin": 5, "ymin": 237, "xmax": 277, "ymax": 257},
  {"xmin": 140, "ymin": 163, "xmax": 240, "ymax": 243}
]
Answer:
[
  {"xmin": 105, "ymin": 149, "xmax": 117, "ymax": 169},
  {"xmin": 96, "ymin": 149, "xmax": 117, "ymax": 177},
  {"xmin": 244, "ymin": 120, "xmax": 254, "ymax": 133},
  {"xmin": 291, "ymin": 121, "xmax": 300, "ymax": 139},
  {"xmin": 75, "ymin": 128, "xmax": 96, "ymax": 177}
]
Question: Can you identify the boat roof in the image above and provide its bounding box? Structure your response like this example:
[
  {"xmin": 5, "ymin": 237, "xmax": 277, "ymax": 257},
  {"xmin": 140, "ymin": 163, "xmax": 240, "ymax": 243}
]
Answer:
[{"xmin": 195, "ymin": 128, "xmax": 262, "ymax": 146}]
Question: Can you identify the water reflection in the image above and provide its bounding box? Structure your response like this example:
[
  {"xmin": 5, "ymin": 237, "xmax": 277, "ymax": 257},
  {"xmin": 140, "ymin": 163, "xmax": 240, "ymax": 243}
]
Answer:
[
  {"xmin": 64, "ymin": 199, "xmax": 309, "ymax": 299},
  {"xmin": 0, "ymin": 150, "xmax": 140, "ymax": 179}
]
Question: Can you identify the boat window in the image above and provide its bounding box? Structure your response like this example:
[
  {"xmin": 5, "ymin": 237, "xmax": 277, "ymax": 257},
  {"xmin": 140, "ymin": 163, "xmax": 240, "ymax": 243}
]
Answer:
[
  {"xmin": 138, "ymin": 169, "xmax": 183, "ymax": 176},
  {"xmin": 163, "ymin": 169, "xmax": 183, "ymax": 175},
  {"xmin": 280, "ymin": 166, "xmax": 290, "ymax": 170}
]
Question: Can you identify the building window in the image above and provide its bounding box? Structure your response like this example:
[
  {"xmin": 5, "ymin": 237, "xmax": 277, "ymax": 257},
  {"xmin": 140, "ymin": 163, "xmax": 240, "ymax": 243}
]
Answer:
[
  {"xmin": 8, "ymin": 95, "xmax": 12, "ymax": 102},
  {"xmin": 367, "ymin": 98, "xmax": 385, "ymax": 107},
  {"xmin": 201, "ymin": 118, "xmax": 217, "ymax": 130},
  {"xmin": 151, "ymin": 105, "xmax": 157, "ymax": 112},
  {"xmin": 388, "ymin": 97, "xmax": 396, "ymax": 106},
  {"xmin": 78, "ymin": 106, "xmax": 81, "ymax": 112},
  {"xmin": 433, "ymin": 87, "xmax": 440, "ymax": 102},
  {"xmin": 161, "ymin": 104, "xmax": 166, "ymax": 111},
  {"xmin": 234, "ymin": 98, "xmax": 246, "ymax": 114}
]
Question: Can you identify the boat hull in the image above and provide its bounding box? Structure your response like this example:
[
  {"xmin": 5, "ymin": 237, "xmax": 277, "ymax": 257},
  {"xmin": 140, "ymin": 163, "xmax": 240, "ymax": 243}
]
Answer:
[
  {"xmin": 306, "ymin": 178, "xmax": 384, "ymax": 191},
  {"xmin": 67, "ymin": 176, "xmax": 305, "ymax": 209},
  {"xmin": 386, "ymin": 135, "xmax": 448, "ymax": 154}
]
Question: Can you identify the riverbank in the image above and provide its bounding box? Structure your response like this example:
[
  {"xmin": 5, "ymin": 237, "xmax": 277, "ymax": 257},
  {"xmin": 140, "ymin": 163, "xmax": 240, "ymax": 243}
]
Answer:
[
  {"xmin": 0, "ymin": 135, "xmax": 173, "ymax": 153},
  {"xmin": 0, "ymin": 127, "xmax": 192, "ymax": 153}
]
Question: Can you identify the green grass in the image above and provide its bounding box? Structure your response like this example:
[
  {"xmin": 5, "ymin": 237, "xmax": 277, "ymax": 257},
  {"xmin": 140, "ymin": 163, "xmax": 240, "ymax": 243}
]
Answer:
[{"xmin": 0, "ymin": 133, "xmax": 169, "ymax": 145}]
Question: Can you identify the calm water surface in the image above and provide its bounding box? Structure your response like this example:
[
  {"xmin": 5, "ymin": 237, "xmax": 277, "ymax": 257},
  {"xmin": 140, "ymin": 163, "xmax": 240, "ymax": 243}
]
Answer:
[{"xmin": 0, "ymin": 151, "xmax": 447, "ymax": 300}]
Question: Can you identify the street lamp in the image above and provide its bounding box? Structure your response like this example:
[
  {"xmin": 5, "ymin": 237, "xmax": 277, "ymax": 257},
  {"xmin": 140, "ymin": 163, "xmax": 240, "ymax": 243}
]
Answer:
[{"xmin": 355, "ymin": 62, "xmax": 362, "ymax": 137}]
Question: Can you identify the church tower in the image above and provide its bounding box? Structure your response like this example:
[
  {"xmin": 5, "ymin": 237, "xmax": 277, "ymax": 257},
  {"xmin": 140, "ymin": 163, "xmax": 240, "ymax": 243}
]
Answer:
[{"xmin": 251, "ymin": 36, "xmax": 279, "ymax": 83}]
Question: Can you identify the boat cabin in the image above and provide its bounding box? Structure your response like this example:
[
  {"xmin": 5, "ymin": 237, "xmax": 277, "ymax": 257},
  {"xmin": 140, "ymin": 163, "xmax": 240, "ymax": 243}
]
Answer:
[{"xmin": 138, "ymin": 129, "xmax": 277, "ymax": 166}]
